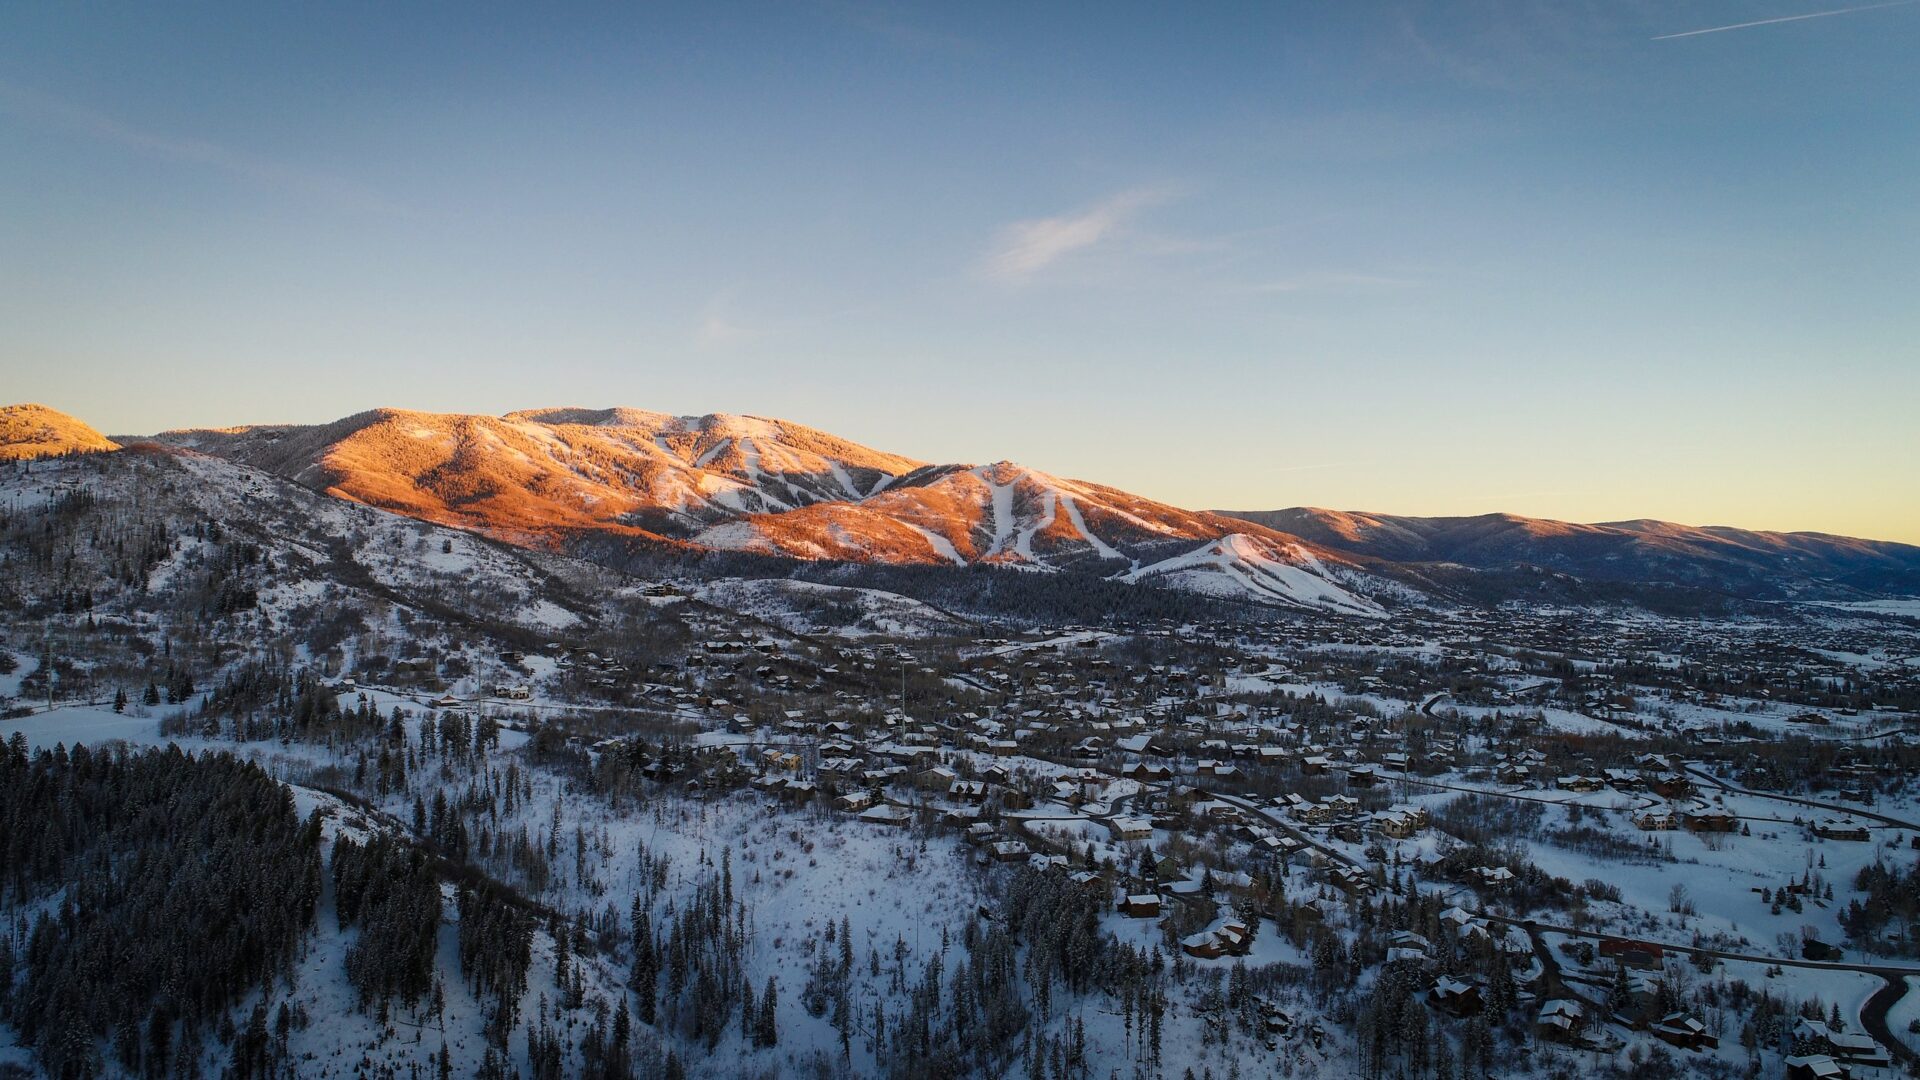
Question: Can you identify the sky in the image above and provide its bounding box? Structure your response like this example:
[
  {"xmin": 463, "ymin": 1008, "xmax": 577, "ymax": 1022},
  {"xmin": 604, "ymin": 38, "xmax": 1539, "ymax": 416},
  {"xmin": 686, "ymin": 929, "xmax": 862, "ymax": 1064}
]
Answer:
[{"xmin": 2, "ymin": 3, "xmax": 1916, "ymax": 542}]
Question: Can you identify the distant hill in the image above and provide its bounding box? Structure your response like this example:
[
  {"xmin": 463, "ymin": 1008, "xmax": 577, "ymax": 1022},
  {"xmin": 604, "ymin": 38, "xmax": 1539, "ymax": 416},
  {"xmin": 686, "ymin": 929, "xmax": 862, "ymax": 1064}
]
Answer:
[
  {"xmin": 20, "ymin": 399, "xmax": 1891, "ymax": 611},
  {"xmin": 1216, "ymin": 507, "xmax": 1920, "ymax": 602},
  {"xmin": 0, "ymin": 403, "xmax": 119, "ymax": 461},
  {"xmin": 149, "ymin": 407, "xmax": 1392, "ymax": 614}
]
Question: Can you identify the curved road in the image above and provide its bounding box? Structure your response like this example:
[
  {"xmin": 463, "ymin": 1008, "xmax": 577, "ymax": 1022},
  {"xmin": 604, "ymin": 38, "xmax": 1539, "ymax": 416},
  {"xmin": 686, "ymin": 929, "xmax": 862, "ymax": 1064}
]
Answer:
[
  {"xmin": 1682, "ymin": 762, "xmax": 1920, "ymax": 832},
  {"xmin": 1038, "ymin": 751, "xmax": 1920, "ymax": 1058}
]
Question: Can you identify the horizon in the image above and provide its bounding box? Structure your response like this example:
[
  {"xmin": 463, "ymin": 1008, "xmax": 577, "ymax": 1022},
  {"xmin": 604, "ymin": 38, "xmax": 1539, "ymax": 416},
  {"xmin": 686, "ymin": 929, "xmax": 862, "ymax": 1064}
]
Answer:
[
  {"xmin": 4, "ymin": 4, "xmax": 1917, "ymax": 543},
  {"xmin": 13, "ymin": 395, "xmax": 1917, "ymax": 547}
]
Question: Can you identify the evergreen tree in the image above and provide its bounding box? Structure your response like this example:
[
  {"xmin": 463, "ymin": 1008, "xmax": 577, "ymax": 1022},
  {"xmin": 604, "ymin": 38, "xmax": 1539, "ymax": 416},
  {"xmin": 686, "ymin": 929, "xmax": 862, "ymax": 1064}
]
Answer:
[{"xmin": 756, "ymin": 976, "xmax": 779, "ymax": 1048}]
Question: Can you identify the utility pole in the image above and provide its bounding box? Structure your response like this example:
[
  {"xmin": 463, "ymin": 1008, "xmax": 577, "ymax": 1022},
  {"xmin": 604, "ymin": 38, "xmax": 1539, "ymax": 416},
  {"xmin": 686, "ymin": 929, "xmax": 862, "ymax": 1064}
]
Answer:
[{"xmin": 1402, "ymin": 704, "xmax": 1410, "ymax": 805}]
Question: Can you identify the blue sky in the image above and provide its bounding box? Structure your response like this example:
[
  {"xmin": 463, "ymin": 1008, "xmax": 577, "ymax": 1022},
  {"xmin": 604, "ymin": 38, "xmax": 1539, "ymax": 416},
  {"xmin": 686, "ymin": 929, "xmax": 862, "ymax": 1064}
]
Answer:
[{"xmin": 3, "ymin": 3, "xmax": 1916, "ymax": 540}]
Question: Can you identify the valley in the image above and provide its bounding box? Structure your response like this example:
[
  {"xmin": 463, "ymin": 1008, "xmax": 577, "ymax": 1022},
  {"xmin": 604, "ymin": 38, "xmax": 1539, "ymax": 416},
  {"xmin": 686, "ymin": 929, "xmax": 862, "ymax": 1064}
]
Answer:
[{"xmin": 0, "ymin": 421, "xmax": 1917, "ymax": 1079}]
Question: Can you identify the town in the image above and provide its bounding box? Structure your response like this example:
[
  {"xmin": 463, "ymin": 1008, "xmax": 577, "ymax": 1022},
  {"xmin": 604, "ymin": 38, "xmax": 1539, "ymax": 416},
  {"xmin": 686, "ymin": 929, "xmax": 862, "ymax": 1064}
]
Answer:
[{"xmin": 7, "ymin": 447, "xmax": 1915, "ymax": 1080}]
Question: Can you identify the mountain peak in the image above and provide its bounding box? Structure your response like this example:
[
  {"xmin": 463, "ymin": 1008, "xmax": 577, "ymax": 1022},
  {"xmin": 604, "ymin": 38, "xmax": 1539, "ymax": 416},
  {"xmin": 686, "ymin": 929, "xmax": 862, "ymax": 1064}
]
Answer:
[{"xmin": 0, "ymin": 403, "xmax": 120, "ymax": 461}]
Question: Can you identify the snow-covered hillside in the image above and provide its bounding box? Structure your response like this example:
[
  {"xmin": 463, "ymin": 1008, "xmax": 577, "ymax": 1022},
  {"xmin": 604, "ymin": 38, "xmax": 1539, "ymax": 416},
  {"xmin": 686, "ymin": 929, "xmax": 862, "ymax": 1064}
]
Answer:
[
  {"xmin": 138, "ymin": 407, "xmax": 1418, "ymax": 613},
  {"xmin": 1124, "ymin": 533, "xmax": 1388, "ymax": 617}
]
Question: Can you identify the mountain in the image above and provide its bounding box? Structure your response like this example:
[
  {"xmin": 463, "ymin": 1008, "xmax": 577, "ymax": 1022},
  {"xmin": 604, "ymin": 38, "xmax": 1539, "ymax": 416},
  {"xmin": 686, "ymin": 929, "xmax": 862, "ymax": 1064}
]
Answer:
[
  {"xmin": 0, "ymin": 439, "xmax": 841, "ymax": 675},
  {"xmin": 0, "ymin": 403, "xmax": 119, "ymax": 461},
  {"xmin": 154, "ymin": 407, "xmax": 923, "ymax": 544},
  {"xmin": 153, "ymin": 407, "xmax": 1394, "ymax": 614},
  {"xmin": 9, "ymin": 399, "xmax": 1893, "ymax": 613},
  {"xmin": 1217, "ymin": 507, "xmax": 1920, "ymax": 602}
]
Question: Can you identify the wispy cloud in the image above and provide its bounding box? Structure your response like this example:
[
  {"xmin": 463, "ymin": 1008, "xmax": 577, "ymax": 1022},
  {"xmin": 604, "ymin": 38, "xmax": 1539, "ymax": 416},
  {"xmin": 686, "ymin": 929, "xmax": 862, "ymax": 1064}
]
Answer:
[
  {"xmin": 1268, "ymin": 461, "xmax": 1358, "ymax": 474},
  {"xmin": 1467, "ymin": 490, "xmax": 1566, "ymax": 503},
  {"xmin": 1249, "ymin": 272, "xmax": 1417, "ymax": 294},
  {"xmin": 815, "ymin": 0, "xmax": 974, "ymax": 53},
  {"xmin": 979, "ymin": 188, "xmax": 1171, "ymax": 283},
  {"xmin": 694, "ymin": 294, "xmax": 759, "ymax": 350},
  {"xmin": 0, "ymin": 79, "xmax": 405, "ymax": 215},
  {"xmin": 1653, "ymin": 0, "xmax": 1916, "ymax": 40}
]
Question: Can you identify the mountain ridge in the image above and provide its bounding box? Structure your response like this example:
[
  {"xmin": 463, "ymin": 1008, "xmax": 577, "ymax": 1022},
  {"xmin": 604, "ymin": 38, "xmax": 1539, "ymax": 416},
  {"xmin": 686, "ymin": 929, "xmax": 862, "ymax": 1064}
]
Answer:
[
  {"xmin": 4, "ymin": 401, "xmax": 1913, "ymax": 610},
  {"xmin": 0, "ymin": 403, "xmax": 120, "ymax": 461},
  {"xmin": 1216, "ymin": 506, "xmax": 1920, "ymax": 601}
]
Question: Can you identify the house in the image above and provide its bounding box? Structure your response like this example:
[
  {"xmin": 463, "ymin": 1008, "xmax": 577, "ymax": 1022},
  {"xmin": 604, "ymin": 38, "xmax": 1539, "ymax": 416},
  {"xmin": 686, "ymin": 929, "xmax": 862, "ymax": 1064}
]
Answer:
[
  {"xmin": 1684, "ymin": 809, "xmax": 1738, "ymax": 832},
  {"xmin": 988, "ymin": 840, "xmax": 1031, "ymax": 862},
  {"xmin": 1814, "ymin": 819, "xmax": 1871, "ymax": 841},
  {"xmin": 1802, "ymin": 938, "xmax": 1844, "ymax": 962},
  {"xmin": 1064, "ymin": 771, "xmax": 1106, "ymax": 801},
  {"xmin": 916, "ymin": 765, "xmax": 958, "ymax": 790},
  {"xmin": 1427, "ymin": 976, "xmax": 1484, "ymax": 1018},
  {"xmin": 1180, "ymin": 919, "xmax": 1253, "ymax": 959},
  {"xmin": 1389, "ymin": 930, "xmax": 1431, "ymax": 953},
  {"xmin": 1214, "ymin": 921, "xmax": 1251, "ymax": 956},
  {"xmin": 835, "ymin": 791, "xmax": 876, "ymax": 813},
  {"xmin": 1556, "ymin": 775, "xmax": 1606, "ymax": 793},
  {"xmin": 1181, "ymin": 931, "xmax": 1225, "ymax": 960},
  {"xmin": 1650, "ymin": 1012, "xmax": 1718, "ymax": 1051},
  {"xmin": 1795, "ymin": 1020, "xmax": 1890, "ymax": 1069},
  {"xmin": 1634, "ymin": 809, "xmax": 1677, "ymax": 831},
  {"xmin": 1470, "ymin": 866, "xmax": 1515, "ymax": 889},
  {"xmin": 1536, "ymin": 999, "xmax": 1584, "ymax": 1043},
  {"xmin": 1373, "ymin": 809, "xmax": 1423, "ymax": 839},
  {"xmin": 1598, "ymin": 937, "xmax": 1664, "ymax": 970},
  {"xmin": 1347, "ymin": 764, "xmax": 1379, "ymax": 787},
  {"xmin": 1330, "ymin": 866, "xmax": 1376, "ymax": 896},
  {"xmin": 948, "ymin": 780, "xmax": 989, "ymax": 804},
  {"xmin": 1255, "ymin": 834, "xmax": 1302, "ymax": 857},
  {"xmin": 1650, "ymin": 774, "xmax": 1695, "ymax": 800},
  {"xmin": 1120, "ymin": 894, "xmax": 1162, "ymax": 918},
  {"xmin": 818, "ymin": 757, "xmax": 865, "ymax": 782},
  {"xmin": 1784, "ymin": 1056, "xmax": 1848, "ymax": 1080},
  {"xmin": 1107, "ymin": 816, "xmax": 1153, "ymax": 841},
  {"xmin": 859, "ymin": 804, "xmax": 912, "ymax": 827}
]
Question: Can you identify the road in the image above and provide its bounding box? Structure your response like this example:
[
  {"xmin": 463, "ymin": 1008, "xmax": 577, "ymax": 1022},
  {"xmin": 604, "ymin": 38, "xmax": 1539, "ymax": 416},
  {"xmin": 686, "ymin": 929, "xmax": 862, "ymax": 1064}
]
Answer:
[
  {"xmin": 1681, "ymin": 762, "xmax": 1920, "ymax": 832},
  {"xmin": 1864, "ymin": 975, "xmax": 1916, "ymax": 1065},
  {"xmin": 1482, "ymin": 914, "xmax": 1920, "ymax": 1063},
  {"xmin": 1012, "ymin": 748, "xmax": 1920, "ymax": 1057}
]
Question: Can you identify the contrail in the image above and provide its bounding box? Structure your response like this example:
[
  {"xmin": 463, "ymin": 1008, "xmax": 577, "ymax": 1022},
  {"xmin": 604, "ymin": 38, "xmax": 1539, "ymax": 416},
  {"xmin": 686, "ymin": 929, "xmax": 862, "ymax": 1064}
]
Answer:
[{"xmin": 1653, "ymin": 0, "xmax": 1916, "ymax": 39}]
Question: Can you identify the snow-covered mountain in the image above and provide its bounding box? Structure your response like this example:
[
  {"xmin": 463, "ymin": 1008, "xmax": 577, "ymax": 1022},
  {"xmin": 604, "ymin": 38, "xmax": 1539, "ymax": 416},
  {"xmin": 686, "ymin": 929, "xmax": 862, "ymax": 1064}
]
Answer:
[
  {"xmin": 1220, "ymin": 507, "xmax": 1920, "ymax": 602},
  {"xmin": 148, "ymin": 407, "xmax": 1397, "ymax": 613},
  {"xmin": 153, "ymin": 407, "xmax": 924, "ymax": 544},
  {"xmin": 13, "ymin": 401, "xmax": 1913, "ymax": 613},
  {"xmin": 0, "ymin": 403, "xmax": 119, "ymax": 461}
]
